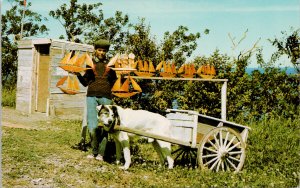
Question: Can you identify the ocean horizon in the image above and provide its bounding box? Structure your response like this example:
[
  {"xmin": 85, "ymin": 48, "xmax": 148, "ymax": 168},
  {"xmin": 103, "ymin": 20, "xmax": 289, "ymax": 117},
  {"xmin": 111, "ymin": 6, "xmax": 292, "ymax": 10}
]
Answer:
[{"xmin": 246, "ymin": 67, "xmax": 297, "ymax": 74}]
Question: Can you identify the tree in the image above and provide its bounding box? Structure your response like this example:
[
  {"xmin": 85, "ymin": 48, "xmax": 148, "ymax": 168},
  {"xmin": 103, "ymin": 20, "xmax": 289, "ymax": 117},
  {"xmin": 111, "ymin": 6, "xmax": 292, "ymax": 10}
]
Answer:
[
  {"xmin": 49, "ymin": 0, "xmax": 103, "ymax": 42},
  {"xmin": 2, "ymin": 0, "xmax": 48, "ymax": 86},
  {"xmin": 83, "ymin": 10, "xmax": 130, "ymax": 54},
  {"xmin": 269, "ymin": 28, "xmax": 300, "ymax": 72},
  {"xmin": 123, "ymin": 18, "xmax": 158, "ymax": 61},
  {"xmin": 160, "ymin": 26, "xmax": 201, "ymax": 66},
  {"xmin": 49, "ymin": 0, "xmax": 130, "ymax": 54}
]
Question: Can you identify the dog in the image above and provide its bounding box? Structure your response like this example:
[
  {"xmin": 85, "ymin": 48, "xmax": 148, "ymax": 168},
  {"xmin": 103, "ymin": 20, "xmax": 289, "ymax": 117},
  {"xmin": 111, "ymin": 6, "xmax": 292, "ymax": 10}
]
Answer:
[{"xmin": 96, "ymin": 105, "xmax": 174, "ymax": 170}]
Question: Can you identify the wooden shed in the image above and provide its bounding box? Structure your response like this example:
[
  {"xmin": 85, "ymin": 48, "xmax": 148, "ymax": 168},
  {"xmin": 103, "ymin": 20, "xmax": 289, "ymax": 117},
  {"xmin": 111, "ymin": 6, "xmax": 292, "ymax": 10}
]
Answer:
[{"xmin": 16, "ymin": 38, "xmax": 94, "ymax": 118}]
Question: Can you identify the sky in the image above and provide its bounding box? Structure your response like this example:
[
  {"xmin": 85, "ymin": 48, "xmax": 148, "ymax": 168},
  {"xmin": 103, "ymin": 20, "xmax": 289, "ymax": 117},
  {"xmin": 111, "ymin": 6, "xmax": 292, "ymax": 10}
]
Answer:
[{"xmin": 2, "ymin": 0, "xmax": 299, "ymax": 67}]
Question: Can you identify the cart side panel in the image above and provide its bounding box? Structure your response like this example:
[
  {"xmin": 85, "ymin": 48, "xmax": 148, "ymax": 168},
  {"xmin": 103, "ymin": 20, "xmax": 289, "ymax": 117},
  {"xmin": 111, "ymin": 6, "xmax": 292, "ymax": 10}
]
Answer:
[
  {"xmin": 197, "ymin": 114, "xmax": 250, "ymax": 143},
  {"xmin": 166, "ymin": 112, "xmax": 198, "ymax": 147}
]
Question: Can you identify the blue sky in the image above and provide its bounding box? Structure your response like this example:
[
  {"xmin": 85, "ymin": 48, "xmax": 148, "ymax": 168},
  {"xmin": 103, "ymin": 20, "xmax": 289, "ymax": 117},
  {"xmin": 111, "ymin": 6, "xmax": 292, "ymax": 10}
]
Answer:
[{"xmin": 2, "ymin": 0, "xmax": 299, "ymax": 67}]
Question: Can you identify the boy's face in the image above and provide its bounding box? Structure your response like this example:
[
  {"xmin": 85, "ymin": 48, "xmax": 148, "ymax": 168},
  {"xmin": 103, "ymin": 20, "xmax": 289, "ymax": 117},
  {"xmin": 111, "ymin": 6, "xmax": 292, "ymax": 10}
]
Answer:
[{"xmin": 95, "ymin": 48, "xmax": 107, "ymax": 60}]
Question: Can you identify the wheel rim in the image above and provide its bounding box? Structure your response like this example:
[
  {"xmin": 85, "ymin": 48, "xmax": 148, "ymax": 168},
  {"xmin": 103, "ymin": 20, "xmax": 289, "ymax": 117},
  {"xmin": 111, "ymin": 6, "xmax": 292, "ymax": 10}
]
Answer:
[{"xmin": 198, "ymin": 127, "xmax": 246, "ymax": 172}]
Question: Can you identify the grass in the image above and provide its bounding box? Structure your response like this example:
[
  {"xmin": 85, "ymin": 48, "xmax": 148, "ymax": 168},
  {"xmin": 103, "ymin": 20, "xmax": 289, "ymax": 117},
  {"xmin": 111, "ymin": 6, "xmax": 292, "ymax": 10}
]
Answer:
[
  {"xmin": 2, "ymin": 117, "xmax": 300, "ymax": 187},
  {"xmin": 2, "ymin": 86, "xmax": 16, "ymax": 107}
]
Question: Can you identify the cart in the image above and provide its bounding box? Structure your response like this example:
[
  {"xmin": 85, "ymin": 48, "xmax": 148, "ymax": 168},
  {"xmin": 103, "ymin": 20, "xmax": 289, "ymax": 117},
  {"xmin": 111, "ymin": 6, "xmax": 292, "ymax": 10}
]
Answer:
[
  {"xmin": 114, "ymin": 76, "xmax": 251, "ymax": 172},
  {"xmin": 114, "ymin": 108, "xmax": 250, "ymax": 172}
]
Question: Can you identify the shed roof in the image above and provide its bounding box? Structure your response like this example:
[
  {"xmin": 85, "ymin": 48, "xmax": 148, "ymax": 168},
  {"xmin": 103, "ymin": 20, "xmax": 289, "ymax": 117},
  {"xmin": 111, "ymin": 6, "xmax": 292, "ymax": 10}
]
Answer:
[{"xmin": 17, "ymin": 38, "xmax": 93, "ymax": 50}]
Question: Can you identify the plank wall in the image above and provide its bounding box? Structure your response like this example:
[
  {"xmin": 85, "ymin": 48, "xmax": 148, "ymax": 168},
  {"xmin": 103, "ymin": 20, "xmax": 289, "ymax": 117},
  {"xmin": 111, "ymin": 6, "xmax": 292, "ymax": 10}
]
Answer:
[
  {"xmin": 16, "ymin": 48, "xmax": 35, "ymax": 113},
  {"xmin": 47, "ymin": 39, "xmax": 93, "ymax": 118}
]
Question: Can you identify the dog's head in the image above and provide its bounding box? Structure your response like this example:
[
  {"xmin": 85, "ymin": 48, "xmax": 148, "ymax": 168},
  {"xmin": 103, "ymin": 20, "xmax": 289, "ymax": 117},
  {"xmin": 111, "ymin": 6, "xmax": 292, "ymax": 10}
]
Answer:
[{"xmin": 96, "ymin": 105, "xmax": 119, "ymax": 132}]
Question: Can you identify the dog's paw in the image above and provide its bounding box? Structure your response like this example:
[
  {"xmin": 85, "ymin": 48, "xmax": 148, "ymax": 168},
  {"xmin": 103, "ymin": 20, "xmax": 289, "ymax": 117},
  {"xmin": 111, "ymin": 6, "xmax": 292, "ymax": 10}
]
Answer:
[
  {"xmin": 86, "ymin": 154, "xmax": 95, "ymax": 159},
  {"xmin": 119, "ymin": 165, "xmax": 129, "ymax": 170},
  {"xmin": 168, "ymin": 165, "xmax": 174, "ymax": 169},
  {"xmin": 95, "ymin": 155, "xmax": 103, "ymax": 161}
]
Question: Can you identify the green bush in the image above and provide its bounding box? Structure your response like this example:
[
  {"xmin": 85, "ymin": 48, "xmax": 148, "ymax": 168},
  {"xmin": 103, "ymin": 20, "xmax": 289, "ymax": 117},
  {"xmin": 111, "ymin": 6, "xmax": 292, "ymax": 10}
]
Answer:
[
  {"xmin": 115, "ymin": 51, "xmax": 299, "ymax": 123},
  {"xmin": 2, "ymin": 86, "xmax": 16, "ymax": 107}
]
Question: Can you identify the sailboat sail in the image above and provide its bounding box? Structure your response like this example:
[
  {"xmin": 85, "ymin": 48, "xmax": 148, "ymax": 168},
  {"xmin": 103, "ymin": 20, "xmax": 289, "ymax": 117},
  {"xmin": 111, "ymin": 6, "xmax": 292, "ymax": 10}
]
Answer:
[
  {"xmin": 143, "ymin": 61, "xmax": 149, "ymax": 71},
  {"xmin": 111, "ymin": 76, "xmax": 142, "ymax": 98},
  {"xmin": 171, "ymin": 63, "xmax": 177, "ymax": 74},
  {"xmin": 138, "ymin": 60, "xmax": 144, "ymax": 71},
  {"xmin": 197, "ymin": 64, "xmax": 216, "ymax": 79},
  {"xmin": 56, "ymin": 75, "xmax": 80, "ymax": 95},
  {"xmin": 149, "ymin": 61, "xmax": 156, "ymax": 72},
  {"xmin": 130, "ymin": 76, "xmax": 142, "ymax": 92},
  {"xmin": 156, "ymin": 61, "xmax": 163, "ymax": 71},
  {"xmin": 158, "ymin": 61, "xmax": 176, "ymax": 78},
  {"xmin": 111, "ymin": 77, "xmax": 122, "ymax": 92},
  {"xmin": 134, "ymin": 59, "xmax": 156, "ymax": 77},
  {"xmin": 178, "ymin": 64, "xmax": 196, "ymax": 78},
  {"xmin": 59, "ymin": 52, "xmax": 93, "ymax": 73},
  {"xmin": 120, "ymin": 77, "xmax": 130, "ymax": 92},
  {"xmin": 60, "ymin": 52, "xmax": 72, "ymax": 64}
]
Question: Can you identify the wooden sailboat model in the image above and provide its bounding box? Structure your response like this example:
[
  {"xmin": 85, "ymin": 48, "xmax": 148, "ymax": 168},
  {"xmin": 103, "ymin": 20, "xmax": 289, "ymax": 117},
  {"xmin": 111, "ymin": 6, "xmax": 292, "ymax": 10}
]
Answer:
[
  {"xmin": 111, "ymin": 76, "xmax": 142, "ymax": 98},
  {"xmin": 197, "ymin": 64, "xmax": 216, "ymax": 79},
  {"xmin": 109, "ymin": 53, "xmax": 137, "ymax": 76},
  {"xmin": 156, "ymin": 61, "xmax": 177, "ymax": 78},
  {"xmin": 178, "ymin": 64, "xmax": 196, "ymax": 78},
  {"xmin": 59, "ymin": 52, "xmax": 94, "ymax": 73},
  {"xmin": 56, "ymin": 74, "xmax": 80, "ymax": 95},
  {"xmin": 134, "ymin": 60, "xmax": 156, "ymax": 77}
]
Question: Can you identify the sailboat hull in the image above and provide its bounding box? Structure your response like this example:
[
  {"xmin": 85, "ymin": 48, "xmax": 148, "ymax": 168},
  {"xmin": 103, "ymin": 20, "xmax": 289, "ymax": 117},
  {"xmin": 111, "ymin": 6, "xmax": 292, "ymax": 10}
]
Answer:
[
  {"xmin": 134, "ymin": 71, "xmax": 155, "ymax": 77},
  {"xmin": 56, "ymin": 75, "xmax": 81, "ymax": 95},
  {"xmin": 160, "ymin": 72, "xmax": 176, "ymax": 78},
  {"xmin": 58, "ymin": 87, "xmax": 80, "ymax": 95},
  {"xmin": 181, "ymin": 74, "xmax": 195, "ymax": 78},
  {"xmin": 59, "ymin": 65, "xmax": 91, "ymax": 73},
  {"xmin": 197, "ymin": 74, "xmax": 215, "ymax": 79},
  {"xmin": 112, "ymin": 92, "xmax": 139, "ymax": 98}
]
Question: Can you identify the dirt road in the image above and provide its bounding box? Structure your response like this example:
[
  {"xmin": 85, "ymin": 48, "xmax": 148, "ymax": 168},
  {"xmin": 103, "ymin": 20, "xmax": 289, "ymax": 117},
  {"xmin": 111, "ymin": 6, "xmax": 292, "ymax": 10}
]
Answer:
[{"xmin": 1, "ymin": 107, "xmax": 52, "ymax": 130}]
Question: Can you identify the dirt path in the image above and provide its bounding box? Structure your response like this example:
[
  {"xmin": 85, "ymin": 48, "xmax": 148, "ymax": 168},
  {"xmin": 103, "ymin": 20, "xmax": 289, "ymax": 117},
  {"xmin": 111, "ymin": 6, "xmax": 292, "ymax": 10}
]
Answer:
[{"xmin": 1, "ymin": 107, "xmax": 53, "ymax": 130}]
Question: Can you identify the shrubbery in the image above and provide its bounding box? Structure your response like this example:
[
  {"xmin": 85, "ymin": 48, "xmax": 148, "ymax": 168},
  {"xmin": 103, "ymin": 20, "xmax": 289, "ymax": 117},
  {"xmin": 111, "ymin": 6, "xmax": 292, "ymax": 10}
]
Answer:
[{"xmin": 114, "ymin": 50, "xmax": 299, "ymax": 122}]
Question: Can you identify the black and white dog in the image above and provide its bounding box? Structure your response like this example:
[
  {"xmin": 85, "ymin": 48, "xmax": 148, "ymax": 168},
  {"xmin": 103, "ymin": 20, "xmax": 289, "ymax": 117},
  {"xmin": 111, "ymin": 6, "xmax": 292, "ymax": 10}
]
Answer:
[{"xmin": 96, "ymin": 105, "xmax": 174, "ymax": 170}]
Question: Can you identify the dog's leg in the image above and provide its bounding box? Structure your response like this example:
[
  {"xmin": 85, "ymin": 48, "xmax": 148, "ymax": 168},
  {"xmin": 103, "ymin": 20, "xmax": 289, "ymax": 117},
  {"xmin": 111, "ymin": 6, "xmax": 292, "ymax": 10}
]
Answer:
[
  {"xmin": 113, "ymin": 136, "xmax": 122, "ymax": 165},
  {"xmin": 118, "ymin": 132, "xmax": 131, "ymax": 170},
  {"xmin": 152, "ymin": 140, "xmax": 165, "ymax": 165},
  {"xmin": 157, "ymin": 140, "xmax": 174, "ymax": 169}
]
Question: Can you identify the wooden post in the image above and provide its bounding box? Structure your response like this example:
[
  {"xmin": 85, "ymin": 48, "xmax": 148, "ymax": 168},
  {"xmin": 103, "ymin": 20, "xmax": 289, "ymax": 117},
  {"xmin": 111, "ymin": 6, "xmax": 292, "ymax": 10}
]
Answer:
[
  {"xmin": 20, "ymin": 0, "xmax": 26, "ymax": 39},
  {"xmin": 46, "ymin": 98, "xmax": 50, "ymax": 116},
  {"xmin": 221, "ymin": 81, "xmax": 227, "ymax": 120},
  {"xmin": 129, "ymin": 76, "xmax": 229, "ymax": 119}
]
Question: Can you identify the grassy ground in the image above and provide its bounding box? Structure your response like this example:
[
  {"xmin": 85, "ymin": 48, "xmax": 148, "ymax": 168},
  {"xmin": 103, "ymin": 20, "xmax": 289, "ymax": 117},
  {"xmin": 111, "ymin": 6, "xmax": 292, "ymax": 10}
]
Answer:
[
  {"xmin": 2, "ymin": 110, "xmax": 299, "ymax": 187},
  {"xmin": 1, "ymin": 87, "xmax": 16, "ymax": 107}
]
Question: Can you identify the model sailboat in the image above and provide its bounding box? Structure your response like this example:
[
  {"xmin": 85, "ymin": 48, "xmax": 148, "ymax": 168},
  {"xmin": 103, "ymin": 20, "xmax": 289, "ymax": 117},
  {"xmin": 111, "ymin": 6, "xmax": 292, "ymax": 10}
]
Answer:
[
  {"xmin": 111, "ymin": 76, "xmax": 142, "ymax": 98},
  {"xmin": 56, "ymin": 51, "xmax": 94, "ymax": 95},
  {"xmin": 156, "ymin": 61, "xmax": 177, "ymax": 78},
  {"xmin": 134, "ymin": 60, "xmax": 156, "ymax": 77},
  {"xmin": 178, "ymin": 64, "xmax": 196, "ymax": 78},
  {"xmin": 56, "ymin": 74, "xmax": 80, "ymax": 95},
  {"xmin": 197, "ymin": 65, "xmax": 216, "ymax": 79},
  {"xmin": 59, "ymin": 52, "xmax": 94, "ymax": 73}
]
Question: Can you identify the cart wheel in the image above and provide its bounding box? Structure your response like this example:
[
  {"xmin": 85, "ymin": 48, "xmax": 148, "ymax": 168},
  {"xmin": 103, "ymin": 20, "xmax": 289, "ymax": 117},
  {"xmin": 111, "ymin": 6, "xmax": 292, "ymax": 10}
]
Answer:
[
  {"xmin": 198, "ymin": 127, "xmax": 246, "ymax": 172},
  {"xmin": 172, "ymin": 146, "xmax": 197, "ymax": 168}
]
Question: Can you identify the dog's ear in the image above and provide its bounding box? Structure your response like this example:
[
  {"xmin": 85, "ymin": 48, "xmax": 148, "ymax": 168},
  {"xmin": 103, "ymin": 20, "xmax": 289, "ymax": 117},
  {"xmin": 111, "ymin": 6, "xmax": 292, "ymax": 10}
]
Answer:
[
  {"xmin": 96, "ymin": 105, "xmax": 103, "ymax": 112},
  {"xmin": 111, "ymin": 105, "xmax": 120, "ymax": 127},
  {"xmin": 111, "ymin": 105, "xmax": 118, "ymax": 117}
]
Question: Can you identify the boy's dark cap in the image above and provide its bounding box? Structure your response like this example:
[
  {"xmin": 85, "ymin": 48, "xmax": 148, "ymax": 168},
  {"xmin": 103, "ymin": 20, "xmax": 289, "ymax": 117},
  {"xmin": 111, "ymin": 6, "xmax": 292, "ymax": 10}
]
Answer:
[{"xmin": 94, "ymin": 39, "xmax": 110, "ymax": 50}]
